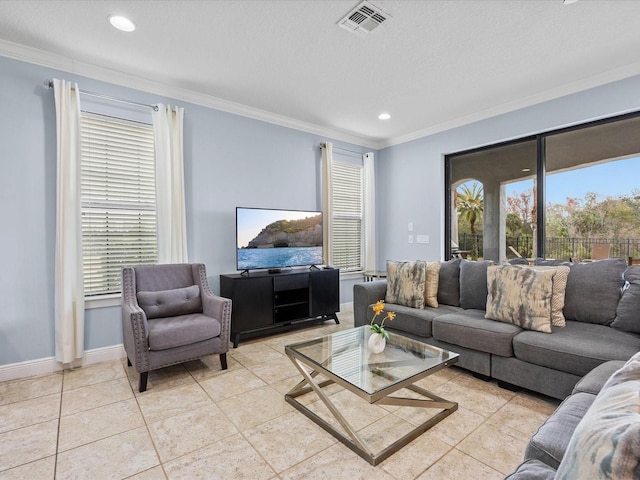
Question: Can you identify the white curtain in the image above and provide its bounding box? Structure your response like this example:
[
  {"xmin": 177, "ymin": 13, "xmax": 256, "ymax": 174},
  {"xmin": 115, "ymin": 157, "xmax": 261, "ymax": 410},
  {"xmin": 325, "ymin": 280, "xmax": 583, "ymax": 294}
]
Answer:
[
  {"xmin": 363, "ymin": 152, "xmax": 376, "ymax": 272},
  {"xmin": 153, "ymin": 104, "xmax": 188, "ymax": 263},
  {"xmin": 321, "ymin": 142, "xmax": 333, "ymax": 266},
  {"xmin": 53, "ymin": 79, "xmax": 84, "ymax": 364}
]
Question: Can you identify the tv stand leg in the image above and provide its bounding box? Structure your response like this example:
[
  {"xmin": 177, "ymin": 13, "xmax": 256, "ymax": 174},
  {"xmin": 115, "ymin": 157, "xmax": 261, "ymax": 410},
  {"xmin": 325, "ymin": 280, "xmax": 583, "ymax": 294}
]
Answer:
[{"xmin": 232, "ymin": 333, "xmax": 241, "ymax": 349}]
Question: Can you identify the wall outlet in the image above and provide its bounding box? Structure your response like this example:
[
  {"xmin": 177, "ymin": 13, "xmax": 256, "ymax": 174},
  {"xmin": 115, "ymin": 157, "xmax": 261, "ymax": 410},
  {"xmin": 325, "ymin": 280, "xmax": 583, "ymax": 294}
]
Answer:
[
  {"xmin": 408, "ymin": 222, "xmax": 413, "ymax": 232},
  {"xmin": 408, "ymin": 235, "xmax": 414, "ymax": 244},
  {"xmin": 416, "ymin": 235, "xmax": 430, "ymax": 244}
]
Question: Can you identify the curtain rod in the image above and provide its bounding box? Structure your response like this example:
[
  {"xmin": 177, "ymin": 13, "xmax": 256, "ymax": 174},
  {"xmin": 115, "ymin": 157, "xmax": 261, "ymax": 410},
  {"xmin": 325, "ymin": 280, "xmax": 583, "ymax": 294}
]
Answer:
[
  {"xmin": 46, "ymin": 80, "xmax": 159, "ymax": 112},
  {"xmin": 320, "ymin": 143, "xmax": 365, "ymax": 156}
]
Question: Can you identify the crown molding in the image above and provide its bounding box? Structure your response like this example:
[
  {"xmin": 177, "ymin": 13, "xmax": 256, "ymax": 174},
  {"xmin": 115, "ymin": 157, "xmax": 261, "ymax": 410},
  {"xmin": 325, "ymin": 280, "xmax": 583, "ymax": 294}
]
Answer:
[
  {"xmin": 378, "ymin": 61, "xmax": 640, "ymax": 149},
  {"xmin": 0, "ymin": 39, "xmax": 380, "ymax": 150},
  {"xmin": 4, "ymin": 38, "xmax": 639, "ymax": 152}
]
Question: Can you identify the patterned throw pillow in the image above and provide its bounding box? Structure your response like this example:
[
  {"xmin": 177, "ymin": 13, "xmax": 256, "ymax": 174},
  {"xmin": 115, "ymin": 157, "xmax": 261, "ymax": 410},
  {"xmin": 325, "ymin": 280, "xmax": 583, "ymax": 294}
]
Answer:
[
  {"xmin": 485, "ymin": 265, "xmax": 555, "ymax": 333},
  {"xmin": 424, "ymin": 261, "xmax": 441, "ymax": 308},
  {"xmin": 555, "ymin": 353, "xmax": 640, "ymax": 480},
  {"xmin": 385, "ymin": 260, "xmax": 427, "ymax": 309},
  {"xmin": 518, "ymin": 265, "xmax": 570, "ymax": 327}
]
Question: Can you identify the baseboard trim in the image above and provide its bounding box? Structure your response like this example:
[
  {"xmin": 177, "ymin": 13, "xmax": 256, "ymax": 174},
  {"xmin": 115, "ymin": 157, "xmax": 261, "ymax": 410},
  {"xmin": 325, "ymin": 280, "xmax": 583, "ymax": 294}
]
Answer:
[{"xmin": 0, "ymin": 344, "xmax": 126, "ymax": 382}]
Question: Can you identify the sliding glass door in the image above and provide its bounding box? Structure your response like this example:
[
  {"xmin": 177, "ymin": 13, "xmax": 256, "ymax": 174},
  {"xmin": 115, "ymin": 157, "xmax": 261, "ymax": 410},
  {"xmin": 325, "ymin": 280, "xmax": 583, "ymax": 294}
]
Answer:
[{"xmin": 445, "ymin": 111, "xmax": 640, "ymax": 263}]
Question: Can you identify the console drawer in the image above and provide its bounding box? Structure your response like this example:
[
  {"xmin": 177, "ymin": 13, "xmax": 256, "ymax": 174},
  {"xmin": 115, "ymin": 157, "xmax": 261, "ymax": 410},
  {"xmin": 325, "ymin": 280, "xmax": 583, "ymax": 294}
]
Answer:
[{"xmin": 274, "ymin": 274, "xmax": 309, "ymax": 291}]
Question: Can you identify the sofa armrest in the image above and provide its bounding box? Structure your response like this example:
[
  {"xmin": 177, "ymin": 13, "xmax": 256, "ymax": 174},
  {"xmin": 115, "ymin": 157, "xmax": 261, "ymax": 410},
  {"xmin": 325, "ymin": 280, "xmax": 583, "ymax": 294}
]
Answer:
[
  {"xmin": 202, "ymin": 291, "xmax": 232, "ymax": 351},
  {"xmin": 121, "ymin": 302, "xmax": 150, "ymax": 370},
  {"xmin": 353, "ymin": 280, "xmax": 388, "ymax": 327}
]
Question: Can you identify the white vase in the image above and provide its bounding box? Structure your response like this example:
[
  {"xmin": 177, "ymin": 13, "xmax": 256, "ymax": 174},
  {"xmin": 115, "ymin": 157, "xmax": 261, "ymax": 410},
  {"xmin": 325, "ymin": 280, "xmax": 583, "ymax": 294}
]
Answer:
[{"xmin": 368, "ymin": 332, "xmax": 386, "ymax": 354}]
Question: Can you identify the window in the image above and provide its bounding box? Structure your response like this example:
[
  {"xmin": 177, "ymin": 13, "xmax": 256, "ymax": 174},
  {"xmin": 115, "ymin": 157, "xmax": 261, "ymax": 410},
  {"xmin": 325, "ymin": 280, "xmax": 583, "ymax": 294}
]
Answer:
[
  {"xmin": 445, "ymin": 111, "xmax": 640, "ymax": 262},
  {"xmin": 331, "ymin": 160, "xmax": 363, "ymax": 271},
  {"xmin": 80, "ymin": 112, "xmax": 157, "ymax": 295}
]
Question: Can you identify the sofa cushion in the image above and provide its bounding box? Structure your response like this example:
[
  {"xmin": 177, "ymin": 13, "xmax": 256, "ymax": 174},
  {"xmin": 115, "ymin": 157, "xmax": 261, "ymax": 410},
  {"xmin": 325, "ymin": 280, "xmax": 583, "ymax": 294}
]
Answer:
[
  {"xmin": 505, "ymin": 459, "xmax": 557, "ymax": 480},
  {"xmin": 526, "ymin": 391, "xmax": 595, "ymax": 469},
  {"xmin": 513, "ymin": 320, "xmax": 640, "ymax": 377},
  {"xmin": 459, "ymin": 260, "xmax": 493, "ymax": 310},
  {"xmin": 612, "ymin": 265, "xmax": 640, "ymax": 334},
  {"xmin": 555, "ymin": 354, "xmax": 640, "ymax": 480},
  {"xmin": 563, "ymin": 258, "xmax": 626, "ymax": 325},
  {"xmin": 148, "ymin": 313, "xmax": 221, "ymax": 350},
  {"xmin": 437, "ymin": 258, "xmax": 461, "ymax": 307},
  {"xmin": 572, "ymin": 360, "xmax": 627, "ymax": 395},
  {"xmin": 433, "ymin": 309, "xmax": 521, "ymax": 357},
  {"xmin": 380, "ymin": 303, "xmax": 462, "ymax": 338},
  {"xmin": 137, "ymin": 285, "xmax": 202, "ymax": 319},
  {"xmin": 385, "ymin": 260, "xmax": 427, "ymax": 308},
  {"xmin": 486, "ymin": 265, "xmax": 555, "ymax": 333},
  {"xmin": 423, "ymin": 261, "xmax": 441, "ymax": 308}
]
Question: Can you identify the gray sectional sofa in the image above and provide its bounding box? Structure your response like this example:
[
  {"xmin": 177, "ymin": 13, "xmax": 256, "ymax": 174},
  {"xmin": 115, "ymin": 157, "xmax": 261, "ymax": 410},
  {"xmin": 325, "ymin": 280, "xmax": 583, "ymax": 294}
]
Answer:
[
  {"xmin": 506, "ymin": 353, "xmax": 640, "ymax": 478},
  {"xmin": 353, "ymin": 257, "xmax": 640, "ymax": 400}
]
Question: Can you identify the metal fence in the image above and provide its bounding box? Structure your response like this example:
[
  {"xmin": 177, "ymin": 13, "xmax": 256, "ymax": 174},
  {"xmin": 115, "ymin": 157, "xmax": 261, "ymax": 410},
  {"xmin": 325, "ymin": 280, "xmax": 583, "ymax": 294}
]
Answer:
[{"xmin": 457, "ymin": 233, "xmax": 640, "ymax": 261}]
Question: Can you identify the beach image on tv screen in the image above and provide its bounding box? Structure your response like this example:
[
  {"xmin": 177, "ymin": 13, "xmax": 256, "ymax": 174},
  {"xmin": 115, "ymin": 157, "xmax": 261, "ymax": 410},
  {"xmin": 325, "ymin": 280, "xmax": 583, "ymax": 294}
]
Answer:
[{"xmin": 236, "ymin": 208, "xmax": 323, "ymax": 270}]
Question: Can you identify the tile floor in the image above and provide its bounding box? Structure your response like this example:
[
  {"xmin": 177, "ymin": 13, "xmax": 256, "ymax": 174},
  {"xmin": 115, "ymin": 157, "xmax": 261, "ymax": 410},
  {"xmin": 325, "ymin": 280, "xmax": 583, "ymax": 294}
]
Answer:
[{"xmin": 0, "ymin": 309, "xmax": 559, "ymax": 479}]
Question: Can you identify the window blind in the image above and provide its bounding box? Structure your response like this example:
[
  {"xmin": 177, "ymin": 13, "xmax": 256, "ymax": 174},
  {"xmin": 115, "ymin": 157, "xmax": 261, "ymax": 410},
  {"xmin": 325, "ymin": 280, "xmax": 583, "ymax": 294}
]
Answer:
[
  {"xmin": 80, "ymin": 112, "xmax": 157, "ymax": 295},
  {"xmin": 331, "ymin": 161, "xmax": 363, "ymax": 271}
]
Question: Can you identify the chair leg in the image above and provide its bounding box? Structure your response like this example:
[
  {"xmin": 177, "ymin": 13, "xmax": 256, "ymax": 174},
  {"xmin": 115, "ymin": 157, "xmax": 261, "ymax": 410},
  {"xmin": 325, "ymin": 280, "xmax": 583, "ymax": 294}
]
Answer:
[
  {"xmin": 220, "ymin": 353, "xmax": 228, "ymax": 370},
  {"xmin": 139, "ymin": 372, "xmax": 149, "ymax": 393}
]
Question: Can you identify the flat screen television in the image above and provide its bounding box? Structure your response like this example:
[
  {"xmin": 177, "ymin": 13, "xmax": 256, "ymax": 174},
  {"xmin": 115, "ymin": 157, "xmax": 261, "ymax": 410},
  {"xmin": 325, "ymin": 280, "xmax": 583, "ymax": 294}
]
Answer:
[{"xmin": 236, "ymin": 207, "xmax": 324, "ymax": 273}]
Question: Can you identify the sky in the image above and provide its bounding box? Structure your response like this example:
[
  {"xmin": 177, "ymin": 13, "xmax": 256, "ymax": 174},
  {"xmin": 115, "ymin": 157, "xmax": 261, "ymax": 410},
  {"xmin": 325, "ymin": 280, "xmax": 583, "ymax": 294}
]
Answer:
[{"xmin": 504, "ymin": 156, "xmax": 640, "ymax": 205}]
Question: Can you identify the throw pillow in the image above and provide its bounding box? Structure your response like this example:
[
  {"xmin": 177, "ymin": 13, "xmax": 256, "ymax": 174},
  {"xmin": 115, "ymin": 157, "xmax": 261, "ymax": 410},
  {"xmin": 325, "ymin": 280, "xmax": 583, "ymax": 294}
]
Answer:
[
  {"xmin": 437, "ymin": 258, "xmax": 461, "ymax": 307},
  {"xmin": 459, "ymin": 260, "xmax": 494, "ymax": 310},
  {"xmin": 385, "ymin": 260, "xmax": 427, "ymax": 309},
  {"xmin": 611, "ymin": 266, "xmax": 640, "ymax": 334},
  {"xmin": 563, "ymin": 258, "xmax": 626, "ymax": 325},
  {"xmin": 137, "ymin": 284, "xmax": 202, "ymax": 319},
  {"xmin": 423, "ymin": 261, "xmax": 441, "ymax": 308},
  {"xmin": 555, "ymin": 356, "xmax": 640, "ymax": 480},
  {"xmin": 485, "ymin": 265, "xmax": 555, "ymax": 333},
  {"xmin": 521, "ymin": 265, "xmax": 570, "ymax": 327}
]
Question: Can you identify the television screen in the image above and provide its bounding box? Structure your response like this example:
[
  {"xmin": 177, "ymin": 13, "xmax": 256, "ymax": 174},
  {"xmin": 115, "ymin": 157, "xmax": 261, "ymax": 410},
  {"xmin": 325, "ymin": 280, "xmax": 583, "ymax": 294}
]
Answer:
[{"xmin": 236, "ymin": 207, "xmax": 324, "ymax": 271}]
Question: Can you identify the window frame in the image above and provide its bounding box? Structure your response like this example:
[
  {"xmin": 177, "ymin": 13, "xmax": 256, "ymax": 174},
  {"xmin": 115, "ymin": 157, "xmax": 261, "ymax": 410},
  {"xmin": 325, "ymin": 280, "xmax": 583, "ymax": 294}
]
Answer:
[{"xmin": 445, "ymin": 110, "xmax": 640, "ymax": 261}]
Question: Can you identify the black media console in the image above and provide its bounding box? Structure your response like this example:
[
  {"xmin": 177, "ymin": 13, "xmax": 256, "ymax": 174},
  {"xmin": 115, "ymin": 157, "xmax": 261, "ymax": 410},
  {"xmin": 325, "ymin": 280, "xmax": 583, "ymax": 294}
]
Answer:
[{"xmin": 220, "ymin": 268, "xmax": 340, "ymax": 348}]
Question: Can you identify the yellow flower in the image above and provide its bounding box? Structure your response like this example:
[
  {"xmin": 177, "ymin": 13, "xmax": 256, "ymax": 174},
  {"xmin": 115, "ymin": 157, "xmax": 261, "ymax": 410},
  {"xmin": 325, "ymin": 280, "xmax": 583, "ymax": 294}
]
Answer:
[
  {"xmin": 372, "ymin": 300, "xmax": 385, "ymax": 316},
  {"xmin": 370, "ymin": 300, "xmax": 395, "ymax": 340}
]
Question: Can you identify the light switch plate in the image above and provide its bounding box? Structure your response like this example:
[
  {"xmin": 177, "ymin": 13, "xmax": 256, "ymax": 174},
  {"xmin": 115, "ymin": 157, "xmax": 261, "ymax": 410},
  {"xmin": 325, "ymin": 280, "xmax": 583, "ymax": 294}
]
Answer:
[{"xmin": 408, "ymin": 235, "xmax": 414, "ymax": 244}]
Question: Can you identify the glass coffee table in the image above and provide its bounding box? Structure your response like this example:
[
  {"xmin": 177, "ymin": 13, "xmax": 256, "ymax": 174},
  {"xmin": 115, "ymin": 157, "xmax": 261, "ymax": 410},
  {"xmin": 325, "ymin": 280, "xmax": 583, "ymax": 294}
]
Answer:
[{"xmin": 284, "ymin": 326, "xmax": 459, "ymax": 465}]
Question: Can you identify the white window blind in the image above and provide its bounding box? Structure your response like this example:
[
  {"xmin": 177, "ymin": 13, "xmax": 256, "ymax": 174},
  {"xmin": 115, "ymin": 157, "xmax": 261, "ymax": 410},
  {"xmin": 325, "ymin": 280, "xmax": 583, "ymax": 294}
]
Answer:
[
  {"xmin": 80, "ymin": 112, "xmax": 157, "ymax": 295},
  {"xmin": 331, "ymin": 161, "xmax": 363, "ymax": 271}
]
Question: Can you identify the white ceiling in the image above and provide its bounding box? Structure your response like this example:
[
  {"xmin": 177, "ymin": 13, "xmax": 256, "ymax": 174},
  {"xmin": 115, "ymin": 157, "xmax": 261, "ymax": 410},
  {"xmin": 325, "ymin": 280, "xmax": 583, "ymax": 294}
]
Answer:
[{"xmin": 1, "ymin": 0, "xmax": 640, "ymax": 148}]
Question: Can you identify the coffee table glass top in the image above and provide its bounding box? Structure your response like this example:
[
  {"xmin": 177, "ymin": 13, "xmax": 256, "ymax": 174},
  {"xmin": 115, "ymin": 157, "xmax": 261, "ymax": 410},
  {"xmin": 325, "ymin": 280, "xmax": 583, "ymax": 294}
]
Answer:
[{"xmin": 285, "ymin": 326, "xmax": 459, "ymax": 396}]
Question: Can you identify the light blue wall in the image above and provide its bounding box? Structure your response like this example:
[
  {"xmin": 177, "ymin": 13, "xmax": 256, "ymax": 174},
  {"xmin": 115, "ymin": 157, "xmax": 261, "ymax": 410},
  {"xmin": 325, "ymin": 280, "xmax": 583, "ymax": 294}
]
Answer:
[
  {"xmin": 0, "ymin": 55, "xmax": 371, "ymax": 366},
  {"xmin": 4, "ymin": 51, "xmax": 640, "ymax": 367},
  {"xmin": 376, "ymin": 75, "xmax": 640, "ymax": 267}
]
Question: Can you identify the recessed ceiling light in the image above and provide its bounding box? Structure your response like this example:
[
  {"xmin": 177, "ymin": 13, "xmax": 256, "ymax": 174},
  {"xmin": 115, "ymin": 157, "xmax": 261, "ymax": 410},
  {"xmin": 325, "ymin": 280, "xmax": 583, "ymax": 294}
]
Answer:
[
  {"xmin": 522, "ymin": 168, "xmax": 531, "ymax": 172},
  {"xmin": 563, "ymin": 0, "xmax": 579, "ymax": 4},
  {"xmin": 109, "ymin": 15, "xmax": 136, "ymax": 32},
  {"xmin": 378, "ymin": 113, "xmax": 391, "ymax": 120}
]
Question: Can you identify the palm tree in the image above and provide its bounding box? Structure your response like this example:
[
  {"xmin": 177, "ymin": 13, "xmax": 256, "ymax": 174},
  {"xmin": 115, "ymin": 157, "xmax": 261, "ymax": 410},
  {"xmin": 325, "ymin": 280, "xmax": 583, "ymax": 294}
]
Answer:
[{"xmin": 457, "ymin": 182, "xmax": 484, "ymax": 259}]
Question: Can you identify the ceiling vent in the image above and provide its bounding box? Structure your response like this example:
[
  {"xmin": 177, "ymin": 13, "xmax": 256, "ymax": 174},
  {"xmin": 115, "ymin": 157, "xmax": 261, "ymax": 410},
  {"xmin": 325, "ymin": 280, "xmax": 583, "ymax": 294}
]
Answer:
[{"xmin": 339, "ymin": 1, "xmax": 390, "ymax": 35}]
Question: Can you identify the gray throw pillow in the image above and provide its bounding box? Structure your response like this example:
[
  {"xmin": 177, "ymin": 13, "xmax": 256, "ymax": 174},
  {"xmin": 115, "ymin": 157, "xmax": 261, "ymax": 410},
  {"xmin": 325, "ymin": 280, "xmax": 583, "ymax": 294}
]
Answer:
[
  {"xmin": 563, "ymin": 258, "xmax": 626, "ymax": 325},
  {"xmin": 437, "ymin": 258, "xmax": 461, "ymax": 307},
  {"xmin": 611, "ymin": 266, "xmax": 640, "ymax": 334},
  {"xmin": 459, "ymin": 260, "xmax": 494, "ymax": 310},
  {"xmin": 137, "ymin": 284, "xmax": 202, "ymax": 319}
]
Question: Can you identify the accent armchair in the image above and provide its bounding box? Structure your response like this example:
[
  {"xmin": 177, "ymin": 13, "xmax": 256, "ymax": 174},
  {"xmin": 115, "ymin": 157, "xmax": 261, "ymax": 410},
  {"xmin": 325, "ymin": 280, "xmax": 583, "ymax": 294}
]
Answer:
[{"xmin": 121, "ymin": 263, "xmax": 231, "ymax": 392}]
